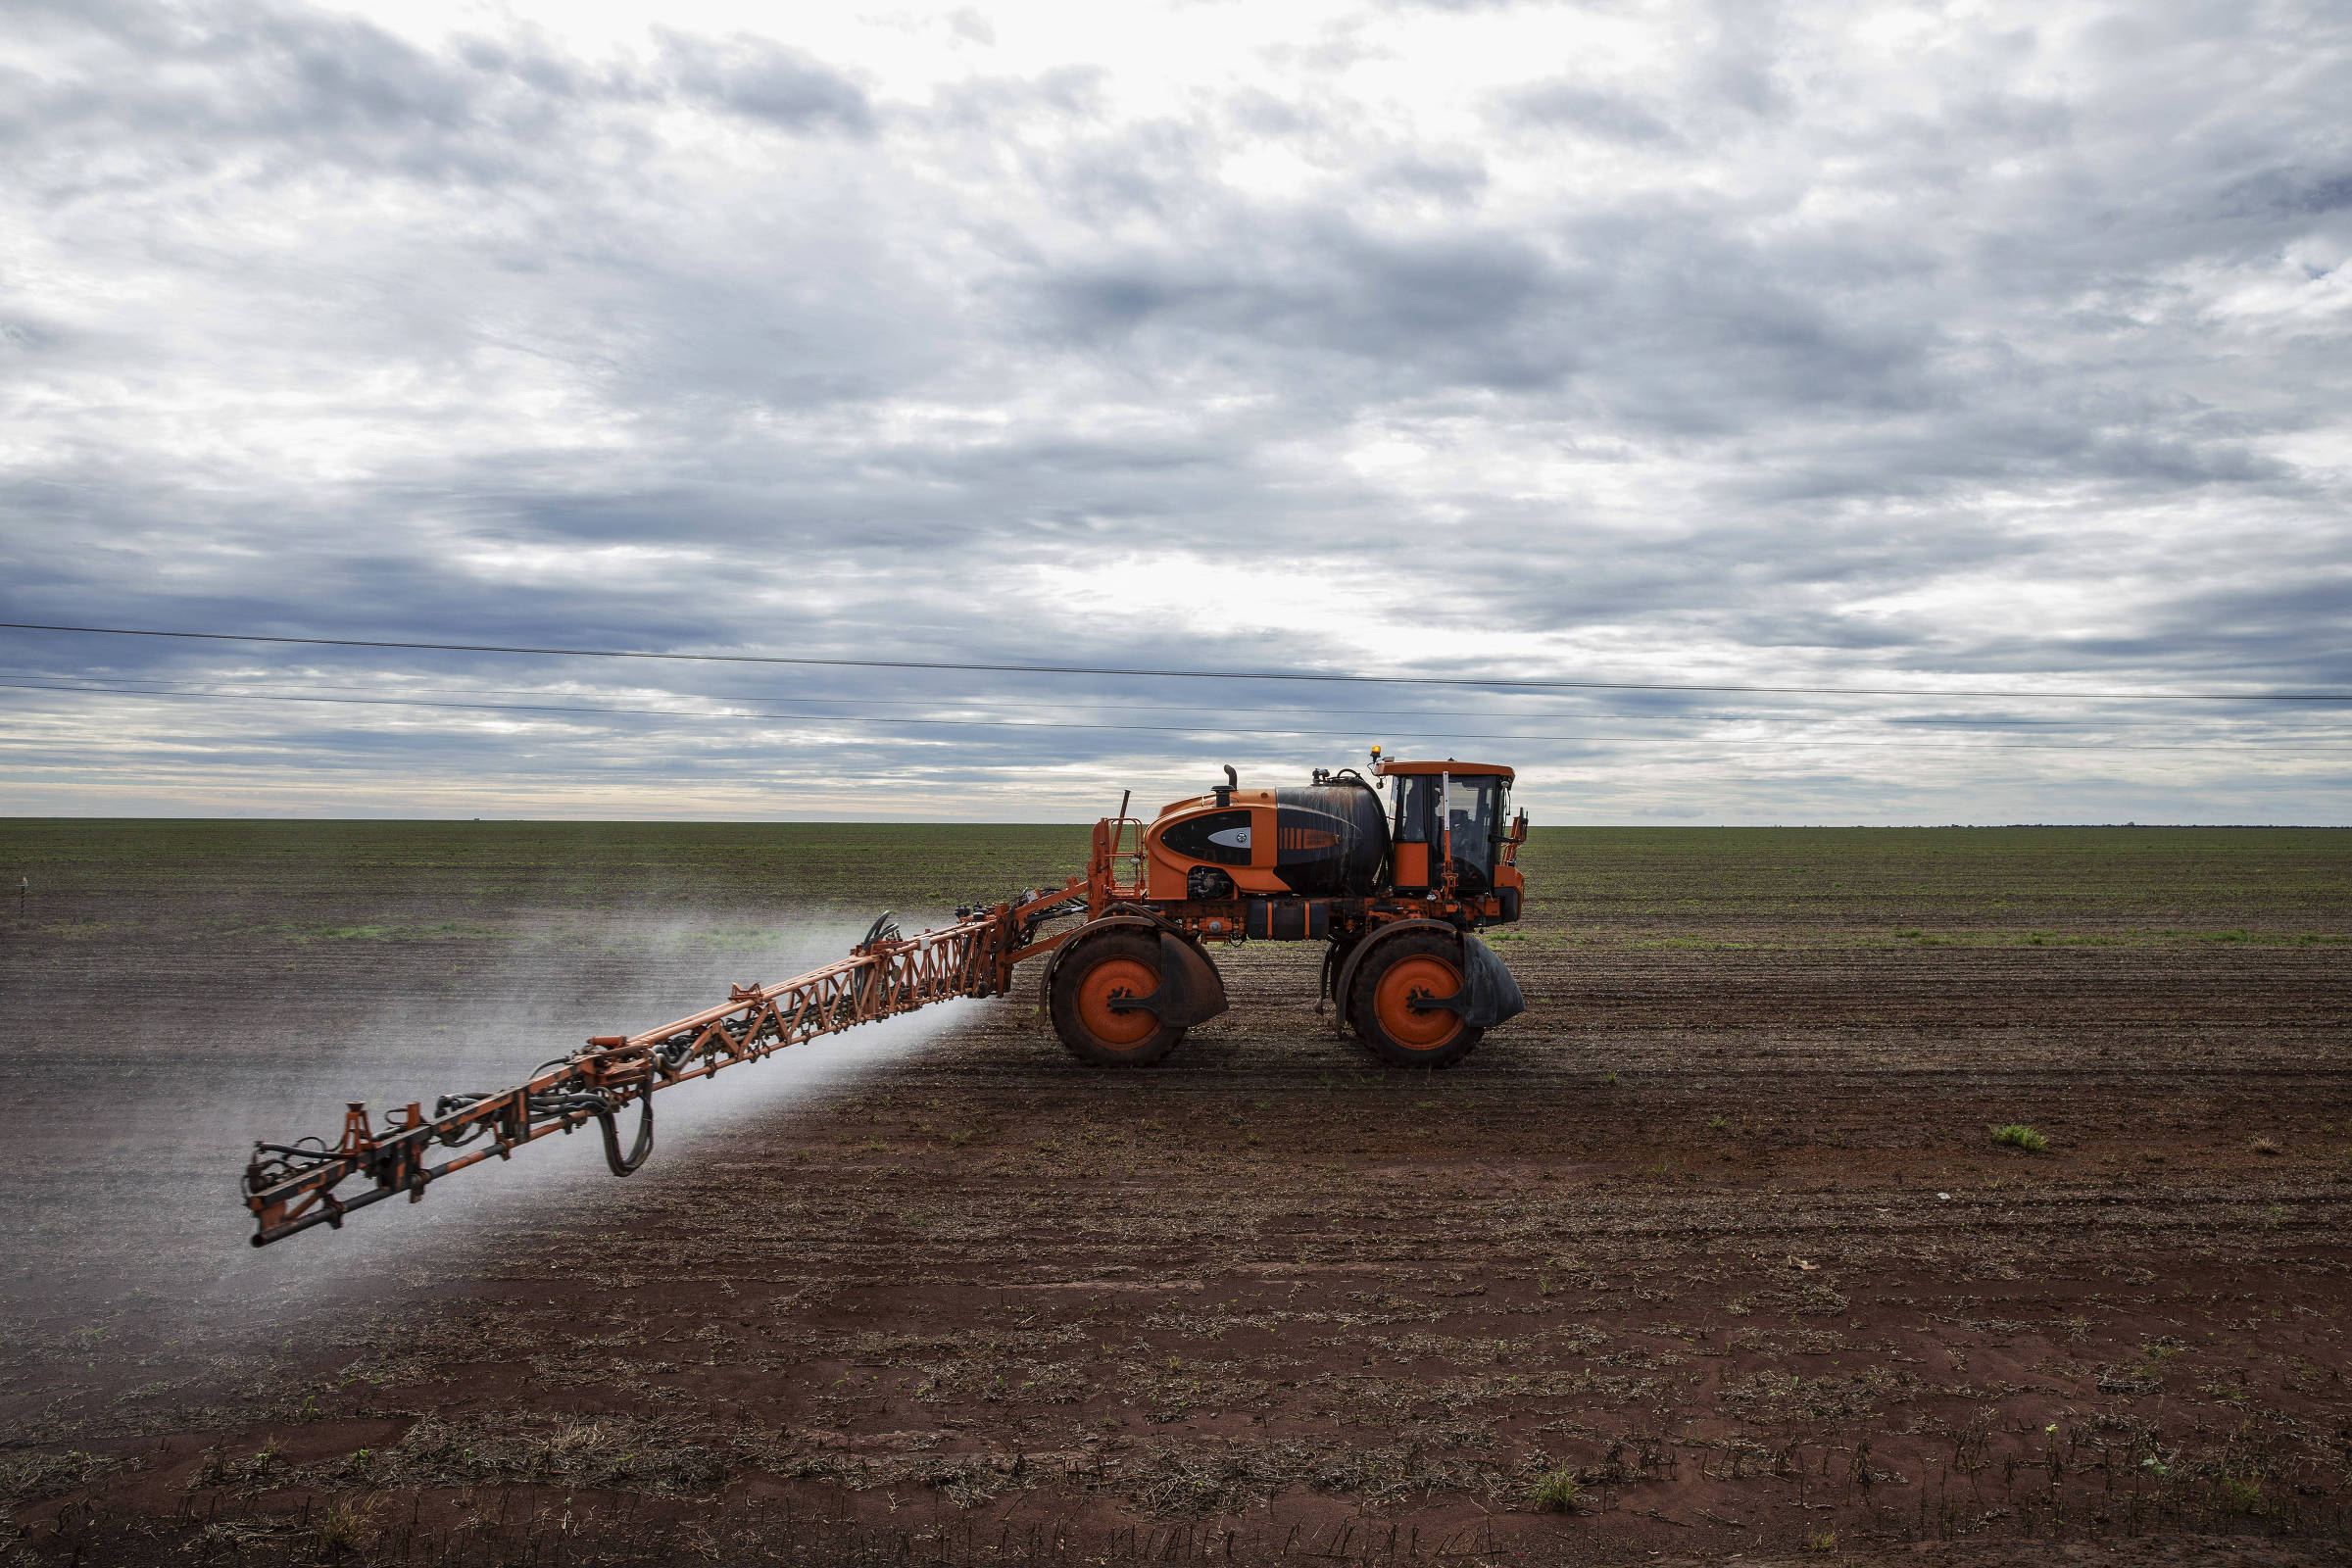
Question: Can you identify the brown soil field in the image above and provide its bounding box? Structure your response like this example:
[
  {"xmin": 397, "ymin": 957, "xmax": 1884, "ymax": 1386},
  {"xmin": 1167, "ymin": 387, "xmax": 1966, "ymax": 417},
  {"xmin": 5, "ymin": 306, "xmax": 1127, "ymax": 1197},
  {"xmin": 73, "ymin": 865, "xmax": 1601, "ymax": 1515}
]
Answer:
[{"xmin": 3, "ymin": 819, "xmax": 2350, "ymax": 1568}]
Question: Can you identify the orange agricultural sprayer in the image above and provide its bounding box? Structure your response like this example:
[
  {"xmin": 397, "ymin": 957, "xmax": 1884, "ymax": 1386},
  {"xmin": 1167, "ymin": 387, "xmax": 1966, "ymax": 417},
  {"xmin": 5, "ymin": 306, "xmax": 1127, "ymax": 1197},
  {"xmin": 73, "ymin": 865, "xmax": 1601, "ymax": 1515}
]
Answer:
[{"xmin": 242, "ymin": 750, "xmax": 1530, "ymax": 1245}]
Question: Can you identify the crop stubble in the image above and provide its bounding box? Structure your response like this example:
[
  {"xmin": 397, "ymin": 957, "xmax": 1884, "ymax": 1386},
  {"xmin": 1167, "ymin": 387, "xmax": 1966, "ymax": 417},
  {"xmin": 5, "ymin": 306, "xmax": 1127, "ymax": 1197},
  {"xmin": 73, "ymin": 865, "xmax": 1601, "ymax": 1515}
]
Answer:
[{"xmin": 1, "ymin": 820, "xmax": 2349, "ymax": 1565}]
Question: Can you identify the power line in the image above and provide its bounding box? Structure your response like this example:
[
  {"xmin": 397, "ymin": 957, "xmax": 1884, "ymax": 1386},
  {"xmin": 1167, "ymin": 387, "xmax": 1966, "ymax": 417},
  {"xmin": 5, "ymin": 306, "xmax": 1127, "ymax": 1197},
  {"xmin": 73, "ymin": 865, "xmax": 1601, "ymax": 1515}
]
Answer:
[
  {"xmin": 9, "ymin": 678, "xmax": 2352, "ymax": 757},
  {"xmin": 4, "ymin": 620, "xmax": 2346, "ymax": 704}
]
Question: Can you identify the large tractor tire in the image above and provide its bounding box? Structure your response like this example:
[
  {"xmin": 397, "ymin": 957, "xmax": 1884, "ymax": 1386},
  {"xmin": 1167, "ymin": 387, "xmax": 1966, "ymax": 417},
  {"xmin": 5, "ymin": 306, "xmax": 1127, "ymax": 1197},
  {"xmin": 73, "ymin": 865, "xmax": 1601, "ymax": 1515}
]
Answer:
[
  {"xmin": 1348, "ymin": 929, "xmax": 1484, "ymax": 1069},
  {"xmin": 1049, "ymin": 928, "xmax": 1187, "ymax": 1067}
]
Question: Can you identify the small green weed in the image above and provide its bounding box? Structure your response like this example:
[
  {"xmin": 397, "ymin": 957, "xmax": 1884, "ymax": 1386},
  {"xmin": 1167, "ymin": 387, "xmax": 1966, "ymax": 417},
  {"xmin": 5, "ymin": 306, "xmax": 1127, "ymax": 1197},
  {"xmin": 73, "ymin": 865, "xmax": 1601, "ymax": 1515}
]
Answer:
[
  {"xmin": 1990, "ymin": 1123, "xmax": 2047, "ymax": 1152},
  {"xmin": 1530, "ymin": 1466, "xmax": 1583, "ymax": 1512}
]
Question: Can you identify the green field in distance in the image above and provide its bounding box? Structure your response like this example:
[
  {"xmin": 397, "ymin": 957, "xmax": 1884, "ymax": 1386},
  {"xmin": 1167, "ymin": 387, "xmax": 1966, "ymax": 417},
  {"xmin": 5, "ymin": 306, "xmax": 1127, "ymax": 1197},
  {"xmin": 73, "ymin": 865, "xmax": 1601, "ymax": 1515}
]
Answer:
[{"xmin": 3, "ymin": 819, "xmax": 2344, "ymax": 943}]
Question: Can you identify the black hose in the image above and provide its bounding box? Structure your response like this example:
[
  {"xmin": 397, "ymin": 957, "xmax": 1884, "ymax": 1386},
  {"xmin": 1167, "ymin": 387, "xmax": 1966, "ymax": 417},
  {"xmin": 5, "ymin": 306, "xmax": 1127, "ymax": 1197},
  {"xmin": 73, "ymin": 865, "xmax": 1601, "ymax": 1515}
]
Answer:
[
  {"xmin": 596, "ymin": 1093, "xmax": 654, "ymax": 1176},
  {"xmin": 432, "ymin": 1093, "xmax": 492, "ymax": 1145}
]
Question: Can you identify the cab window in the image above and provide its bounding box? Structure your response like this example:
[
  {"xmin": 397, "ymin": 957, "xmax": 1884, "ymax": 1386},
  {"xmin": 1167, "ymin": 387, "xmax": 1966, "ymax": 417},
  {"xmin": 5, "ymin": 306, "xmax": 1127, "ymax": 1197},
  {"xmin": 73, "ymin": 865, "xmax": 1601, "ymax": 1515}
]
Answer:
[
  {"xmin": 1446, "ymin": 780, "xmax": 1494, "ymax": 855},
  {"xmin": 1394, "ymin": 777, "xmax": 1432, "ymax": 842}
]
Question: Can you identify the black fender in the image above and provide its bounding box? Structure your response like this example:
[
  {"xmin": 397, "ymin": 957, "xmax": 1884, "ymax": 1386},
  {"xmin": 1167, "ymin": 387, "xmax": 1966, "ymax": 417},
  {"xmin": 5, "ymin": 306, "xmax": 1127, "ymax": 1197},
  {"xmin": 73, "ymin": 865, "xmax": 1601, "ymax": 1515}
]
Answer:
[
  {"xmin": 1042, "ymin": 915, "xmax": 1229, "ymax": 1029},
  {"xmin": 1335, "ymin": 921, "xmax": 1524, "ymax": 1031},
  {"xmin": 1458, "ymin": 931, "xmax": 1526, "ymax": 1028}
]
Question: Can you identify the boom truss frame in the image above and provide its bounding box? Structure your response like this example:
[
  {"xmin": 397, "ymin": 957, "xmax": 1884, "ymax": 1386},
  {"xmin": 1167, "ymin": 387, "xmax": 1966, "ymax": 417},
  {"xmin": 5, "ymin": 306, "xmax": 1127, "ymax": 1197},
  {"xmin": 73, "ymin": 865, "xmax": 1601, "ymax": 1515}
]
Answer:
[{"xmin": 242, "ymin": 881, "xmax": 1085, "ymax": 1246}]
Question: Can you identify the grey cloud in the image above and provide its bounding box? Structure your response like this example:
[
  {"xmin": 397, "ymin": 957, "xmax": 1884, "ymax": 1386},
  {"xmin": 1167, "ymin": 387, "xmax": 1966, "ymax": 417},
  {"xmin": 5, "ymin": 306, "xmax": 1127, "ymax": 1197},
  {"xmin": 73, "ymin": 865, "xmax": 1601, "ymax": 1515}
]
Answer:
[
  {"xmin": 1499, "ymin": 82, "xmax": 1679, "ymax": 144},
  {"xmin": 922, "ymin": 66, "xmax": 1109, "ymax": 132},
  {"xmin": 40, "ymin": 11, "xmax": 562, "ymax": 166},
  {"xmin": 1369, "ymin": 156, "xmax": 1490, "ymax": 204},
  {"xmin": 1690, "ymin": 0, "xmax": 1789, "ymax": 121},
  {"xmin": 1028, "ymin": 220, "xmax": 1577, "ymax": 391},
  {"xmin": 1, "ymin": 4, "xmax": 869, "ymax": 204},
  {"xmin": 2065, "ymin": 568, "xmax": 2352, "ymax": 684},
  {"xmin": 1225, "ymin": 89, "xmax": 1319, "ymax": 139},
  {"xmin": 1023, "ymin": 189, "xmax": 1975, "ymax": 420},
  {"xmin": 2222, "ymin": 168, "xmax": 2352, "ymax": 220},
  {"xmin": 658, "ymin": 31, "xmax": 874, "ymax": 136}
]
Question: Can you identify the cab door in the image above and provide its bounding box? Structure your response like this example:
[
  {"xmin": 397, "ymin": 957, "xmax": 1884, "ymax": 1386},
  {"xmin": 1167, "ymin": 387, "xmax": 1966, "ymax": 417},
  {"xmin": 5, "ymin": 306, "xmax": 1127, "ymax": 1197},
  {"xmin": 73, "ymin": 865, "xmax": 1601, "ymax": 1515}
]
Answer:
[
  {"xmin": 1389, "ymin": 775, "xmax": 1435, "ymax": 889},
  {"xmin": 1442, "ymin": 777, "xmax": 1500, "ymax": 893}
]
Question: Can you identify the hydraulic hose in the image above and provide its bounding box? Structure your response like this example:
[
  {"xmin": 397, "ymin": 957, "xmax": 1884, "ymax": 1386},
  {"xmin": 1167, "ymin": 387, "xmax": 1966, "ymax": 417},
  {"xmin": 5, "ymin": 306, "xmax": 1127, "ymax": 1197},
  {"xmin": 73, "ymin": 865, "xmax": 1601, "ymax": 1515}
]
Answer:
[
  {"xmin": 596, "ymin": 1093, "xmax": 654, "ymax": 1176},
  {"xmin": 516, "ymin": 1085, "xmax": 656, "ymax": 1176}
]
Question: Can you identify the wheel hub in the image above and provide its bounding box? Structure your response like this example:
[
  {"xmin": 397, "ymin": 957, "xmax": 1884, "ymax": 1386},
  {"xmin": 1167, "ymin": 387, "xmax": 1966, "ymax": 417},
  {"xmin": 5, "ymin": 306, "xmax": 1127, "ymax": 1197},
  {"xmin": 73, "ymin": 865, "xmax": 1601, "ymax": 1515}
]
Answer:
[{"xmin": 1076, "ymin": 956, "xmax": 1160, "ymax": 1047}]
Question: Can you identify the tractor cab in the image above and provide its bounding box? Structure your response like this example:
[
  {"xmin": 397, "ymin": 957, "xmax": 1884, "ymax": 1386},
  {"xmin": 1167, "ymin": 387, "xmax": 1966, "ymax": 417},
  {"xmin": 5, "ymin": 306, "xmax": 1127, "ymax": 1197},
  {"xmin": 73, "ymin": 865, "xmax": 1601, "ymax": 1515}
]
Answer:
[{"xmin": 1370, "ymin": 753, "xmax": 1525, "ymax": 907}]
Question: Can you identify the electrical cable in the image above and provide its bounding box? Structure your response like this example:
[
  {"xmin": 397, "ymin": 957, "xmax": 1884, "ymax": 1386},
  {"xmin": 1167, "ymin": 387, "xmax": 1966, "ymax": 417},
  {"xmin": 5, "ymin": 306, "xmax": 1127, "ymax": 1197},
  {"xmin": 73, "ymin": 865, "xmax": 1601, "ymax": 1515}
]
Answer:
[{"xmin": 4, "ymin": 620, "xmax": 2346, "ymax": 703}]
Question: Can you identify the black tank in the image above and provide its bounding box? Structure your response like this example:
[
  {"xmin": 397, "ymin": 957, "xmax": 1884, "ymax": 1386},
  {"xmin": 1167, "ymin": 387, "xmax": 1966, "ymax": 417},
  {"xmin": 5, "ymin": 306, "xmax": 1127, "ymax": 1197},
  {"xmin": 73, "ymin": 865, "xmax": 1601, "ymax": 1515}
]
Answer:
[{"xmin": 1269, "ymin": 779, "xmax": 1390, "ymax": 897}]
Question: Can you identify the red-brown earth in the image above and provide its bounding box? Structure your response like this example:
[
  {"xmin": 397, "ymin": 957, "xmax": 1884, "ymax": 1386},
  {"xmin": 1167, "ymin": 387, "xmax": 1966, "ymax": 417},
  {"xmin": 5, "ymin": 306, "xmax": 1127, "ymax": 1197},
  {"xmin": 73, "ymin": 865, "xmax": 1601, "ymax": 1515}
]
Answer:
[{"xmin": 2, "ymin": 820, "xmax": 2348, "ymax": 1567}]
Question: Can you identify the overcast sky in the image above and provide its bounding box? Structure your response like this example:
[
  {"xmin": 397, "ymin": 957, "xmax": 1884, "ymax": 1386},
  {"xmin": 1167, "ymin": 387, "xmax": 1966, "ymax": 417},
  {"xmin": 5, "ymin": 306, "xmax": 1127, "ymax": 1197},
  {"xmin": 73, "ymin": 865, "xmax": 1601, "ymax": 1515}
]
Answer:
[{"xmin": 2, "ymin": 0, "xmax": 2347, "ymax": 823}]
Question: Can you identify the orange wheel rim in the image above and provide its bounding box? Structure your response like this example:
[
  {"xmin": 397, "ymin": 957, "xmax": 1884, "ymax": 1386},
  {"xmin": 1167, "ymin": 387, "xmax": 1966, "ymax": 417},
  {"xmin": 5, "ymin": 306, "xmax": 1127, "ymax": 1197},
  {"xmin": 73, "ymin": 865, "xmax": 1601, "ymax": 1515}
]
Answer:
[
  {"xmin": 1076, "ymin": 956, "xmax": 1160, "ymax": 1047},
  {"xmin": 1373, "ymin": 955, "xmax": 1463, "ymax": 1050}
]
